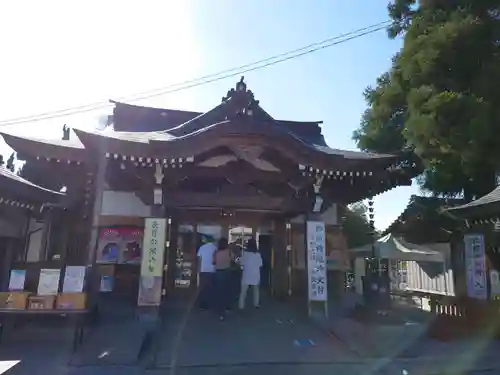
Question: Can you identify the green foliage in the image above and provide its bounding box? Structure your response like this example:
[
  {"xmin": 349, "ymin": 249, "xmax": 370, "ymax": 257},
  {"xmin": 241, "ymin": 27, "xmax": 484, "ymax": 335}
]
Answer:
[
  {"xmin": 341, "ymin": 203, "xmax": 374, "ymax": 248},
  {"xmin": 354, "ymin": 0, "xmax": 500, "ymax": 200},
  {"xmin": 384, "ymin": 195, "xmax": 462, "ymax": 243}
]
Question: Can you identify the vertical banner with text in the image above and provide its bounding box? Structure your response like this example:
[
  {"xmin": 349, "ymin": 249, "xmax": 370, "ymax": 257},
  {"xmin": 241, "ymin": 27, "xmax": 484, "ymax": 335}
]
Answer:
[
  {"xmin": 138, "ymin": 218, "xmax": 167, "ymax": 306},
  {"xmin": 306, "ymin": 221, "xmax": 328, "ymax": 302},
  {"xmin": 464, "ymin": 234, "xmax": 487, "ymax": 300}
]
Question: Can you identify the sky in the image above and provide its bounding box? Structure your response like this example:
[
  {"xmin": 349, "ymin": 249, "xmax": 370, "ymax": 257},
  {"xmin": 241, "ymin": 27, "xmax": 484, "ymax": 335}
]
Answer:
[{"xmin": 0, "ymin": 0, "xmax": 419, "ymax": 230}]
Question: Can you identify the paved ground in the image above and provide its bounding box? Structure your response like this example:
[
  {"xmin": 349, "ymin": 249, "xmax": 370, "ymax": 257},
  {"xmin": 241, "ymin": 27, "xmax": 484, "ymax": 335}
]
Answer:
[
  {"xmin": 1, "ymin": 293, "xmax": 500, "ymax": 375},
  {"xmin": 148, "ymin": 295, "xmax": 358, "ymax": 368},
  {"xmin": 4, "ymin": 359, "xmax": 497, "ymax": 375},
  {"xmin": 0, "ymin": 322, "xmax": 74, "ymax": 375}
]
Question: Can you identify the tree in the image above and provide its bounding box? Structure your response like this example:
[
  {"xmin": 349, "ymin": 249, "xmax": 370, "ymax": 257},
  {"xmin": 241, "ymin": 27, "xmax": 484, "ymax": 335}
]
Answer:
[
  {"xmin": 353, "ymin": 0, "xmax": 500, "ymax": 201},
  {"xmin": 341, "ymin": 203, "xmax": 375, "ymax": 248},
  {"xmin": 0, "ymin": 153, "xmax": 16, "ymax": 172}
]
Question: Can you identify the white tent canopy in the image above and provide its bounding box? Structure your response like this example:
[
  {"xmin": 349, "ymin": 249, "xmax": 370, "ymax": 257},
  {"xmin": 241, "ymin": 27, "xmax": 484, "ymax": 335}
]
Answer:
[{"xmin": 349, "ymin": 233, "xmax": 445, "ymax": 262}]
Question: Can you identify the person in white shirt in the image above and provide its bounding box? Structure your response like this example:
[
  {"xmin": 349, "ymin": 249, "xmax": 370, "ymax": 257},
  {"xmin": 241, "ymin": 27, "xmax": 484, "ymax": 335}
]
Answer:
[
  {"xmin": 197, "ymin": 240, "xmax": 217, "ymax": 310},
  {"xmin": 238, "ymin": 238, "xmax": 263, "ymax": 310}
]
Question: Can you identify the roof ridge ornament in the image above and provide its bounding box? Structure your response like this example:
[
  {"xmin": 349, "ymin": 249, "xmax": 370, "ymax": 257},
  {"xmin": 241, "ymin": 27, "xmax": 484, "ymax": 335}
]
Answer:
[
  {"xmin": 62, "ymin": 124, "xmax": 70, "ymax": 141},
  {"xmin": 6, "ymin": 153, "xmax": 15, "ymax": 172},
  {"xmin": 221, "ymin": 76, "xmax": 259, "ymax": 119}
]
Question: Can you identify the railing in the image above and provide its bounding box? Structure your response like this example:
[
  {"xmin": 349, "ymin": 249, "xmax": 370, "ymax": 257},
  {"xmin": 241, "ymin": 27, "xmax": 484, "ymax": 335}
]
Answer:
[{"xmin": 392, "ymin": 290, "xmax": 500, "ymax": 340}]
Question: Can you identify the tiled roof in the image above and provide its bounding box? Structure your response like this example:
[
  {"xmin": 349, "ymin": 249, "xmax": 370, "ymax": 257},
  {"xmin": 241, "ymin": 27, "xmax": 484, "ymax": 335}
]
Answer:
[
  {"xmin": 0, "ymin": 129, "xmax": 84, "ymax": 149},
  {"xmin": 447, "ymin": 186, "xmax": 500, "ymax": 214},
  {"xmin": 0, "ymin": 79, "xmax": 418, "ymax": 168},
  {"xmin": 0, "ymin": 166, "xmax": 64, "ymax": 197}
]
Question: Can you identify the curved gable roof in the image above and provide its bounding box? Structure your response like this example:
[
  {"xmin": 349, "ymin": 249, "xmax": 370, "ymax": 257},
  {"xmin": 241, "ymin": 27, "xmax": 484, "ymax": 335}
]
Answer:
[
  {"xmin": 0, "ymin": 166, "xmax": 64, "ymax": 206},
  {"xmin": 0, "ymin": 78, "xmax": 418, "ymax": 174},
  {"xmin": 0, "ymin": 129, "xmax": 86, "ymax": 162},
  {"xmin": 111, "ymin": 78, "xmax": 327, "ymax": 146}
]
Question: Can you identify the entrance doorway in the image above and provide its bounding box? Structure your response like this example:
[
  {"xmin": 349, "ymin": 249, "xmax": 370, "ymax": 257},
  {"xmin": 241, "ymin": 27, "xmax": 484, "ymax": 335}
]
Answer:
[
  {"xmin": 169, "ymin": 221, "xmax": 274, "ymax": 300},
  {"xmin": 257, "ymin": 233, "xmax": 273, "ymax": 291},
  {"xmin": 228, "ymin": 225, "xmax": 253, "ymax": 259},
  {"xmin": 172, "ymin": 224, "xmax": 223, "ymax": 296}
]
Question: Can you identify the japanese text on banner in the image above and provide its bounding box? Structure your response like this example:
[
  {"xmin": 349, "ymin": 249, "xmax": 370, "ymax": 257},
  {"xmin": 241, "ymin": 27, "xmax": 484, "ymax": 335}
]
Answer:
[
  {"xmin": 306, "ymin": 221, "xmax": 328, "ymax": 302},
  {"xmin": 141, "ymin": 218, "xmax": 166, "ymax": 278},
  {"xmin": 464, "ymin": 234, "xmax": 487, "ymax": 300}
]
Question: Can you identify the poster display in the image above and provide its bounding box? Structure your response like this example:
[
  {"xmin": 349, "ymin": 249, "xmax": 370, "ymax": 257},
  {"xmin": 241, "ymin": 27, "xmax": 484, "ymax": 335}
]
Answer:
[
  {"xmin": 138, "ymin": 218, "xmax": 167, "ymax": 306},
  {"xmin": 99, "ymin": 265, "xmax": 115, "ymax": 292},
  {"xmin": 326, "ymin": 230, "xmax": 348, "ymax": 270},
  {"xmin": 464, "ymin": 234, "xmax": 487, "ymax": 300},
  {"xmin": 96, "ymin": 227, "xmax": 143, "ymax": 264},
  {"xmin": 100, "ymin": 276, "xmax": 114, "ymax": 292},
  {"xmin": 175, "ymin": 225, "xmax": 196, "ymax": 288},
  {"xmin": 8, "ymin": 270, "xmax": 26, "ymax": 291},
  {"xmin": 306, "ymin": 221, "xmax": 328, "ymax": 302},
  {"xmin": 37, "ymin": 269, "xmax": 61, "ymax": 296},
  {"xmin": 62, "ymin": 266, "xmax": 86, "ymax": 293}
]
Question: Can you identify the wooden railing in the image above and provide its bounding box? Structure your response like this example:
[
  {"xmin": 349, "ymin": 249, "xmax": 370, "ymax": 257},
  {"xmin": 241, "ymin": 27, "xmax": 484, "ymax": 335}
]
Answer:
[{"xmin": 392, "ymin": 290, "xmax": 500, "ymax": 340}]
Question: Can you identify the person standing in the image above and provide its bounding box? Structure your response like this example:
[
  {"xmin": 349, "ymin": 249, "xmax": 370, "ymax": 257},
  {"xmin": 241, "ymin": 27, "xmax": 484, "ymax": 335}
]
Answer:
[
  {"xmin": 238, "ymin": 238, "xmax": 263, "ymax": 310},
  {"xmin": 228, "ymin": 243, "xmax": 243, "ymax": 310},
  {"xmin": 213, "ymin": 237, "xmax": 233, "ymax": 320},
  {"xmin": 196, "ymin": 239, "xmax": 217, "ymax": 310}
]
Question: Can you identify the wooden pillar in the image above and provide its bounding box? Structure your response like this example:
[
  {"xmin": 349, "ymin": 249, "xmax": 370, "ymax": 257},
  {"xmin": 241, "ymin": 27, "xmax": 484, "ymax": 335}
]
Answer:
[
  {"xmin": 40, "ymin": 208, "xmax": 52, "ymax": 261},
  {"xmin": 86, "ymin": 151, "xmax": 107, "ymax": 266},
  {"xmin": 273, "ymin": 218, "xmax": 288, "ymax": 299},
  {"xmin": 84, "ymin": 148, "xmax": 107, "ymax": 298},
  {"xmin": 58, "ymin": 211, "xmax": 71, "ymax": 263},
  {"xmin": 1, "ymin": 239, "xmax": 14, "ymax": 291},
  {"xmin": 21, "ymin": 211, "xmax": 31, "ymax": 261}
]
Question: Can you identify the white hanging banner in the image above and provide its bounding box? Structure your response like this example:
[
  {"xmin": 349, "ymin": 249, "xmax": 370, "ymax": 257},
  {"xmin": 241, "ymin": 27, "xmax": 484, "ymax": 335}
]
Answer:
[
  {"xmin": 306, "ymin": 221, "xmax": 328, "ymax": 302},
  {"xmin": 464, "ymin": 234, "xmax": 487, "ymax": 300},
  {"xmin": 138, "ymin": 218, "xmax": 167, "ymax": 306}
]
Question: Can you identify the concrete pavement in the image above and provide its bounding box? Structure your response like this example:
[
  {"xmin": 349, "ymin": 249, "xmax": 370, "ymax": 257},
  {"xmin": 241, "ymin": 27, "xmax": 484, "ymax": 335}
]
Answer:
[
  {"xmin": 1, "ymin": 293, "xmax": 500, "ymax": 375},
  {"xmin": 149, "ymin": 295, "xmax": 358, "ymax": 368},
  {"xmin": 308, "ymin": 292, "xmax": 500, "ymax": 372}
]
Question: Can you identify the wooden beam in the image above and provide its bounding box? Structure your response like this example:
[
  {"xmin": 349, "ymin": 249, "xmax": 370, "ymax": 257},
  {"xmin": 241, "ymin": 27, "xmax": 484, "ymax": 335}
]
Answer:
[
  {"xmin": 106, "ymin": 158, "xmax": 305, "ymax": 191},
  {"xmin": 163, "ymin": 192, "xmax": 284, "ymax": 210}
]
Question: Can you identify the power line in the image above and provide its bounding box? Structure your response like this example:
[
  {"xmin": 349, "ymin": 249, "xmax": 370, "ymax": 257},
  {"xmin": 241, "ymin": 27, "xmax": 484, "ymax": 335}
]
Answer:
[
  {"xmin": 0, "ymin": 20, "xmax": 390, "ymax": 127},
  {"xmin": 0, "ymin": 21, "xmax": 390, "ymax": 126}
]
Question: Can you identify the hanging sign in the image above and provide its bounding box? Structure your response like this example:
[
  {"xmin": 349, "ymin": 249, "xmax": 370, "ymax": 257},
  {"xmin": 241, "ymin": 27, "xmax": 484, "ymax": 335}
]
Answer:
[
  {"xmin": 464, "ymin": 234, "xmax": 487, "ymax": 300},
  {"xmin": 138, "ymin": 218, "xmax": 167, "ymax": 306},
  {"xmin": 140, "ymin": 218, "xmax": 166, "ymax": 277},
  {"xmin": 306, "ymin": 221, "xmax": 328, "ymax": 302}
]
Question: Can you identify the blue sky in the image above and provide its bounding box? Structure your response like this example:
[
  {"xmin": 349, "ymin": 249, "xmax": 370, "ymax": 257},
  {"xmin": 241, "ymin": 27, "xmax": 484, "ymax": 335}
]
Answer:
[{"xmin": 0, "ymin": 0, "xmax": 418, "ymax": 230}]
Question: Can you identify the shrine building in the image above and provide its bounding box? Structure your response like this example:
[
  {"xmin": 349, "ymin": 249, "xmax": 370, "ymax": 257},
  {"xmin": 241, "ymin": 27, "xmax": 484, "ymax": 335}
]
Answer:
[{"xmin": 0, "ymin": 78, "xmax": 421, "ymax": 306}]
